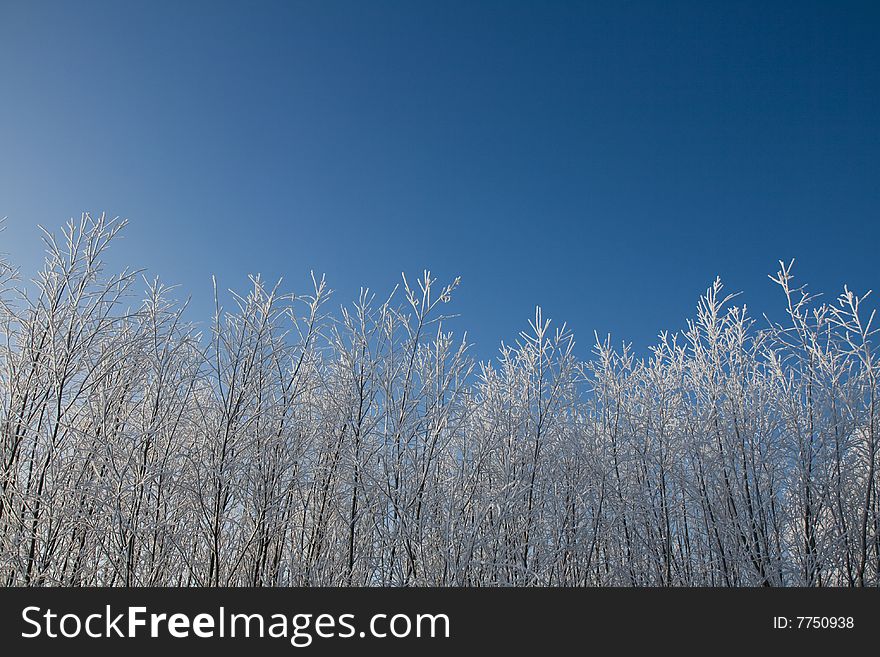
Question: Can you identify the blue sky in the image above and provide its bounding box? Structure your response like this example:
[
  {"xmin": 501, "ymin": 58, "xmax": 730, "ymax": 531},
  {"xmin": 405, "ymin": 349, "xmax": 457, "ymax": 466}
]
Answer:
[{"xmin": 1, "ymin": 0, "xmax": 878, "ymax": 357}]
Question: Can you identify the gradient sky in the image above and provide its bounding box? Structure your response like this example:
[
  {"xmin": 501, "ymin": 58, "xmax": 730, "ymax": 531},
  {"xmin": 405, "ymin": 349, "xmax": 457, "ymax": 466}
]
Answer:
[{"xmin": 1, "ymin": 0, "xmax": 878, "ymax": 358}]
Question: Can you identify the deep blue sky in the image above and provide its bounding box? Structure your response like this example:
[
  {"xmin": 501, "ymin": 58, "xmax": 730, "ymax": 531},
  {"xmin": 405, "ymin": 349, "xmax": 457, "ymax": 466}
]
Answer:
[{"xmin": 1, "ymin": 1, "xmax": 878, "ymax": 358}]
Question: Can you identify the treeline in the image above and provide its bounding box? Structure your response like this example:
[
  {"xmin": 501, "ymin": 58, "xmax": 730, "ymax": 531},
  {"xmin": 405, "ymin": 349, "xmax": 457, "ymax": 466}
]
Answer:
[{"xmin": 1, "ymin": 215, "xmax": 877, "ymax": 586}]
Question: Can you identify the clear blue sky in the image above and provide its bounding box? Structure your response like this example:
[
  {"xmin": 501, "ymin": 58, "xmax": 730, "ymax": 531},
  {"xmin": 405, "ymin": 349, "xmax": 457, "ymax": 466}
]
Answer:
[{"xmin": 1, "ymin": 0, "xmax": 878, "ymax": 357}]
